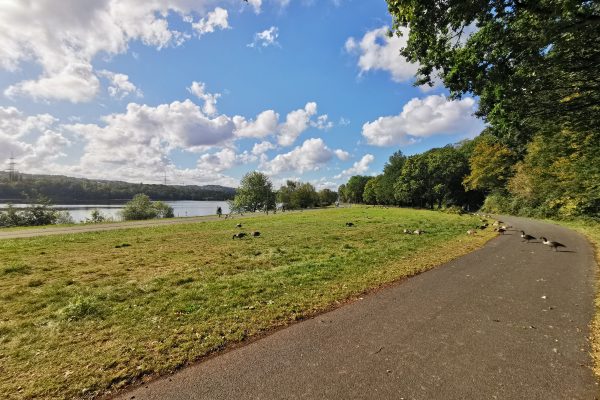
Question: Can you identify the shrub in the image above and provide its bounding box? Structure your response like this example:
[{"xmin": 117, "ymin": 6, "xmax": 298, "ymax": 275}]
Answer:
[{"xmin": 120, "ymin": 194, "xmax": 174, "ymax": 221}]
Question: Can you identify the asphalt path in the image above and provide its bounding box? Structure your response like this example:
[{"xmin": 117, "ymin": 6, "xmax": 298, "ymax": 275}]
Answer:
[{"xmin": 114, "ymin": 215, "xmax": 598, "ymax": 400}]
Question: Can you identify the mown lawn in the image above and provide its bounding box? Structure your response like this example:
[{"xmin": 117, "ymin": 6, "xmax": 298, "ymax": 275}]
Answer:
[{"xmin": 0, "ymin": 207, "xmax": 495, "ymax": 399}]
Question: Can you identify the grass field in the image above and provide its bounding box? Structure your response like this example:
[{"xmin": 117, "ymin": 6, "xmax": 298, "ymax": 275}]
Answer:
[{"xmin": 0, "ymin": 207, "xmax": 495, "ymax": 399}]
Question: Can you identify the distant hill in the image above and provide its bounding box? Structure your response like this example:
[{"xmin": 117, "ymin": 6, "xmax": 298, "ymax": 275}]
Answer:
[{"xmin": 0, "ymin": 172, "xmax": 236, "ymax": 203}]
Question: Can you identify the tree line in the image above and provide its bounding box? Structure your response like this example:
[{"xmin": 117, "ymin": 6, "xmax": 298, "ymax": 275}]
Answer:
[
  {"xmin": 0, "ymin": 172, "xmax": 236, "ymax": 203},
  {"xmin": 369, "ymin": 0, "xmax": 600, "ymax": 219},
  {"xmin": 230, "ymin": 171, "xmax": 339, "ymax": 213}
]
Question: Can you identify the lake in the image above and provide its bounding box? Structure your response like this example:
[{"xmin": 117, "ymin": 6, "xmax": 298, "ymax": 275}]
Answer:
[{"xmin": 0, "ymin": 200, "xmax": 231, "ymax": 223}]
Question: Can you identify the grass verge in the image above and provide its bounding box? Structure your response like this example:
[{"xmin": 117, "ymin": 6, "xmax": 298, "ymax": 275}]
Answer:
[
  {"xmin": 0, "ymin": 207, "xmax": 495, "ymax": 399},
  {"xmin": 553, "ymin": 219, "xmax": 600, "ymax": 378}
]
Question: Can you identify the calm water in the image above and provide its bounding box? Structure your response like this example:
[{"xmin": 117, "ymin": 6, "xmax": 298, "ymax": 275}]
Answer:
[{"xmin": 0, "ymin": 200, "xmax": 230, "ymax": 223}]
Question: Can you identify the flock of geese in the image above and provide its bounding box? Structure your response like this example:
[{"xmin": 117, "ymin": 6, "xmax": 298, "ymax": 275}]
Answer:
[{"xmin": 470, "ymin": 216, "xmax": 567, "ymax": 252}]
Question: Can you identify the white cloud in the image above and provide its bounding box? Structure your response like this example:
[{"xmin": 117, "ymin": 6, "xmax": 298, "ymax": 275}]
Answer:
[
  {"xmin": 277, "ymin": 102, "xmax": 318, "ymax": 146},
  {"xmin": 248, "ymin": 26, "xmax": 280, "ymax": 48},
  {"xmin": 0, "ymin": 1, "xmax": 230, "ymax": 103},
  {"xmin": 233, "ymin": 110, "xmax": 279, "ymax": 138},
  {"xmin": 192, "ymin": 7, "xmax": 229, "ymax": 36},
  {"xmin": 311, "ymin": 114, "xmax": 333, "ymax": 131},
  {"xmin": 338, "ymin": 117, "xmax": 351, "ymax": 126},
  {"xmin": 246, "ymin": 0, "xmax": 263, "ymax": 13},
  {"xmin": 362, "ymin": 95, "xmax": 483, "ymax": 146},
  {"xmin": 99, "ymin": 70, "xmax": 142, "ymax": 99},
  {"xmin": 262, "ymin": 138, "xmax": 347, "ymax": 175},
  {"xmin": 252, "ymin": 141, "xmax": 276, "ymax": 155},
  {"xmin": 197, "ymin": 148, "xmax": 255, "ymax": 173},
  {"xmin": 334, "ymin": 149, "xmax": 350, "ymax": 161},
  {"xmin": 334, "ymin": 154, "xmax": 374, "ymax": 179},
  {"xmin": 187, "ymin": 81, "xmax": 221, "ymax": 116},
  {"xmin": 0, "ymin": 106, "xmax": 70, "ymax": 170}
]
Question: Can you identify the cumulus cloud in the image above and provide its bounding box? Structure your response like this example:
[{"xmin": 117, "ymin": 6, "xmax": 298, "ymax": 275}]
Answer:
[
  {"xmin": 0, "ymin": 1, "xmax": 231, "ymax": 103},
  {"xmin": 99, "ymin": 70, "xmax": 142, "ymax": 99},
  {"xmin": 252, "ymin": 141, "xmax": 276, "ymax": 155},
  {"xmin": 277, "ymin": 102, "xmax": 318, "ymax": 146},
  {"xmin": 334, "ymin": 154, "xmax": 374, "ymax": 179},
  {"xmin": 262, "ymin": 138, "xmax": 348, "ymax": 175},
  {"xmin": 0, "ymin": 106, "xmax": 70, "ymax": 169},
  {"xmin": 192, "ymin": 7, "xmax": 229, "ymax": 36},
  {"xmin": 197, "ymin": 148, "xmax": 255, "ymax": 173},
  {"xmin": 187, "ymin": 81, "xmax": 221, "ymax": 116},
  {"xmin": 234, "ymin": 110, "xmax": 279, "ymax": 138},
  {"xmin": 362, "ymin": 95, "xmax": 484, "ymax": 146},
  {"xmin": 248, "ymin": 26, "xmax": 280, "ymax": 48}
]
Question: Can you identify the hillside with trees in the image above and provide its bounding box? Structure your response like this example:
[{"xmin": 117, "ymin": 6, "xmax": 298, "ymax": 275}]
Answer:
[
  {"xmin": 340, "ymin": 0, "xmax": 599, "ymax": 219},
  {"xmin": 0, "ymin": 172, "xmax": 236, "ymax": 203}
]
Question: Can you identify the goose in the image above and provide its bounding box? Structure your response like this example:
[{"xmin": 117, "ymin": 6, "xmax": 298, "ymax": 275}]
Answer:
[
  {"xmin": 236, "ymin": 223, "xmax": 242, "ymax": 228},
  {"xmin": 403, "ymin": 229, "xmax": 412, "ymax": 234},
  {"xmin": 413, "ymin": 229, "xmax": 425, "ymax": 235},
  {"xmin": 232, "ymin": 232, "xmax": 247, "ymax": 239},
  {"xmin": 252, "ymin": 231, "xmax": 261, "ymax": 237},
  {"xmin": 495, "ymin": 227, "xmax": 506, "ymax": 234},
  {"xmin": 520, "ymin": 231, "xmax": 536, "ymax": 243},
  {"xmin": 345, "ymin": 222, "xmax": 354, "ymax": 227},
  {"xmin": 540, "ymin": 237, "xmax": 566, "ymax": 251}
]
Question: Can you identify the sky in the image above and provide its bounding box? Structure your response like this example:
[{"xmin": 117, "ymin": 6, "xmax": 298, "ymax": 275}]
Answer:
[{"xmin": 0, "ymin": 0, "xmax": 484, "ymax": 189}]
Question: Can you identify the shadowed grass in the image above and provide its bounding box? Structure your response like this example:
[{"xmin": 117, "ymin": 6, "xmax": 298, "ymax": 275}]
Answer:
[{"xmin": 0, "ymin": 206, "xmax": 495, "ymax": 399}]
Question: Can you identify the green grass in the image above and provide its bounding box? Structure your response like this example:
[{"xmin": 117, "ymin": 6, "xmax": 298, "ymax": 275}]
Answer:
[
  {"xmin": 0, "ymin": 207, "xmax": 495, "ymax": 399},
  {"xmin": 553, "ymin": 219, "xmax": 600, "ymax": 378}
]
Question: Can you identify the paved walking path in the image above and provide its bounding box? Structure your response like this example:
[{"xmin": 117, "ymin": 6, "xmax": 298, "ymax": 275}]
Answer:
[{"xmin": 114, "ymin": 215, "xmax": 598, "ymax": 399}]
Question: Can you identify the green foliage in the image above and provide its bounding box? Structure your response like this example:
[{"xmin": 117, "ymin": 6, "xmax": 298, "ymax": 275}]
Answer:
[
  {"xmin": 120, "ymin": 194, "xmax": 175, "ymax": 221},
  {"xmin": 277, "ymin": 181, "xmax": 322, "ymax": 209},
  {"xmin": 232, "ymin": 171, "xmax": 275, "ymax": 213},
  {"xmin": 386, "ymin": 0, "xmax": 600, "ymax": 153},
  {"xmin": 86, "ymin": 209, "xmax": 107, "ymax": 223},
  {"xmin": 337, "ymin": 184, "xmax": 348, "ymax": 203},
  {"xmin": 345, "ymin": 176, "xmax": 372, "ymax": 204},
  {"xmin": 0, "ymin": 198, "xmax": 68, "ymax": 227},
  {"xmin": 376, "ymin": 151, "xmax": 406, "ymax": 204},
  {"xmin": 463, "ymin": 136, "xmax": 514, "ymax": 193},
  {"xmin": 318, "ymin": 188, "xmax": 338, "ymax": 206},
  {"xmin": 362, "ymin": 176, "xmax": 380, "ymax": 204}
]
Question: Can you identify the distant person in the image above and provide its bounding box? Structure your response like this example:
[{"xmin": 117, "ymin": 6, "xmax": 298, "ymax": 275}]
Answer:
[{"xmin": 216, "ymin": 206, "xmax": 222, "ymax": 218}]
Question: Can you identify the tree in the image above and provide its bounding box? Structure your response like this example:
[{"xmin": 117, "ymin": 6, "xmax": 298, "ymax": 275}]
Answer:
[
  {"xmin": 386, "ymin": 0, "xmax": 600, "ymax": 153},
  {"xmin": 232, "ymin": 171, "xmax": 275, "ymax": 213},
  {"xmin": 294, "ymin": 183, "xmax": 320, "ymax": 208},
  {"xmin": 337, "ymin": 184, "xmax": 348, "ymax": 203},
  {"xmin": 277, "ymin": 180, "xmax": 298, "ymax": 209},
  {"xmin": 121, "ymin": 194, "xmax": 174, "ymax": 220},
  {"xmin": 463, "ymin": 137, "xmax": 514, "ymax": 193},
  {"xmin": 318, "ymin": 188, "xmax": 338, "ymax": 206},
  {"xmin": 345, "ymin": 176, "xmax": 372, "ymax": 204},
  {"xmin": 377, "ymin": 151, "xmax": 406, "ymax": 205},
  {"xmin": 363, "ymin": 176, "xmax": 380, "ymax": 204}
]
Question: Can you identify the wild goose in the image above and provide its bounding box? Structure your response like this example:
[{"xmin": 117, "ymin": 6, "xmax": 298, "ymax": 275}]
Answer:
[
  {"xmin": 251, "ymin": 231, "xmax": 261, "ymax": 237},
  {"xmin": 345, "ymin": 222, "xmax": 354, "ymax": 227},
  {"xmin": 540, "ymin": 237, "xmax": 566, "ymax": 251},
  {"xmin": 520, "ymin": 231, "xmax": 536, "ymax": 243},
  {"xmin": 495, "ymin": 227, "xmax": 506, "ymax": 234},
  {"xmin": 232, "ymin": 232, "xmax": 247, "ymax": 239},
  {"xmin": 236, "ymin": 223, "xmax": 242, "ymax": 228}
]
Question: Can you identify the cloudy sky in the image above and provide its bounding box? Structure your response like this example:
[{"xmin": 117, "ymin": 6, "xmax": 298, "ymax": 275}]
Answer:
[{"xmin": 0, "ymin": 0, "xmax": 484, "ymax": 189}]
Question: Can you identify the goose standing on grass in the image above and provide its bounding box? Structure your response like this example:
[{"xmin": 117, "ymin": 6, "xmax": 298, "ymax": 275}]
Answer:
[
  {"xmin": 541, "ymin": 237, "xmax": 567, "ymax": 251},
  {"xmin": 520, "ymin": 231, "xmax": 536, "ymax": 243}
]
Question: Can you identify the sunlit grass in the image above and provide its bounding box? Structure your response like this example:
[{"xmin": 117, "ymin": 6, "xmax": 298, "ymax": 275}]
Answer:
[{"xmin": 0, "ymin": 206, "xmax": 495, "ymax": 399}]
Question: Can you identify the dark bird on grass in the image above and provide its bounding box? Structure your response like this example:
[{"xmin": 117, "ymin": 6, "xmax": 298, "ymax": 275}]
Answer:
[
  {"xmin": 520, "ymin": 231, "xmax": 536, "ymax": 243},
  {"xmin": 541, "ymin": 237, "xmax": 567, "ymax": 251},
  {"xmin": 252, "ymin": 231, "xmax": 261, "ymax": 237},
  {"xmin": 233, "ymin": 232, "xmax": 247, "ymax": 239},
  {"xmin": 236, "ymin": 223, "xmax": 242, "ymax": 228},
  {"xmin": 345, "ymin": 222, "xmax": 354, "ymax": 227}
]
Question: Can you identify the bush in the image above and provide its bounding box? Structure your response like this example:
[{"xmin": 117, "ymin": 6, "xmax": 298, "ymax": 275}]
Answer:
[
  {"xmin": 121, "ymin": 194, "xmax": 174, "ymax": 221},
  {"xmin": 0, "ymin": 199, "xmax": 60, "ymax": 227},
  {"xmin": 86, "ymin": 209, "xmax": 106, "ymax": 224}
]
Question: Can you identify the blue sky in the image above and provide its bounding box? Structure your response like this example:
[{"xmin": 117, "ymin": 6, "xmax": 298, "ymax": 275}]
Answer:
[{"xmin": 0, "ymin": 0, "xmax": 483, "ymax": 189}]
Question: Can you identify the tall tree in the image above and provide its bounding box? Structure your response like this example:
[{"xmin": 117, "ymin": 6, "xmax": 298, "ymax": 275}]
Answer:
[
  {"xmin": 386, "ymin": 0, "xmax": 600, "ymax": 153},
  {"xmin": 345, "ymin": 176, "xmax": 373, "ymax": 204},
  {"xmin": 232, "ymin": 171, "xmax": 275, "ymax": 213}
]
